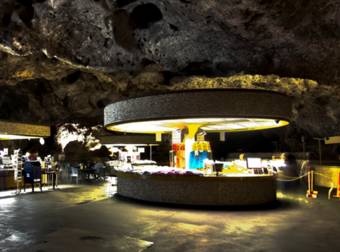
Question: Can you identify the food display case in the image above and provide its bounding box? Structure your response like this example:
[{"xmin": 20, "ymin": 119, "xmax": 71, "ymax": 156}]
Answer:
[
  {"xmin": 0, "ymin": 121, "xmax": 50, "ymax": 191},
  {"xmin": 104, "ymin": 89, "xmax": 292, "ymax": 205},
  {"xmin": 102, "ymin": 138, "xmax": 159, "ymax": 175},
  {"xmin": 0, "ymin": 149, "xmax": 21, "ymax": 190}
]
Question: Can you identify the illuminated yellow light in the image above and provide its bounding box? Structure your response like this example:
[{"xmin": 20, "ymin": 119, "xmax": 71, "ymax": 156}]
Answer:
[
  {"xmin": 104, "ymin": 144, "xmax": 158, "ymax": 147},
  {"xmin": 314, "ymin": 166, "xmax": 340, "ymax": 188},
  {"xmin": 106, "ymin": 118, "xmax": 289, "ymax": 134},
  {"xmin": 0, "ymin": 134, "xmax": 41, "ymax": 140},
  {"xmin": 14, "ymin": 70, "xmax": 34, "ymax": 79},
  {"xmin": 0, "ymin": 121, "xmax": 50, "ymax": 140}
]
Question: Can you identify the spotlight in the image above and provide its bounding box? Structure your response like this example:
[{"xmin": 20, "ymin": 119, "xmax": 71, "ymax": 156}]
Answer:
[{"xmin": 39, "ymin": 138, "xmax": 45, "ymax": 145}]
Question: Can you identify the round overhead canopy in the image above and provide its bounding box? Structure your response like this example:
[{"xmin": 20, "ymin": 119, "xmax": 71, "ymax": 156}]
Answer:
[
  {"xmin": 0, "ymin": 121, "xmax": 50, "ymax": 140},
  {"xmin": 99, "ymin": 134, "xmax": 159, "ymax": 146},
  {"xmin": 104, "ymin": 89, "xmax": 292, "ymax": 134}
]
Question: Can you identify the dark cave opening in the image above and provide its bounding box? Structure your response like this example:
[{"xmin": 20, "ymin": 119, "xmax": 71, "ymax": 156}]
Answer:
[{"xmin": 130, "ymin": 3, "xmax": 163, "ymax": 29}]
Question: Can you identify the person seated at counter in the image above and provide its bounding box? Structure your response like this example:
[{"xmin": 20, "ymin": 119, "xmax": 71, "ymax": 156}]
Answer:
[{"xmin": 93, "ymin": 161, "xmax": 105, "ymax": 180}]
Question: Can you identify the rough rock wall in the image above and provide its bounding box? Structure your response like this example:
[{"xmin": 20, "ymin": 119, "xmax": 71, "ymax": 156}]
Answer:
[
  {"xmin": 0, "ymin": 0, "xmax": 339, "ymax": 139},
  {"xmin": 2, "ymin": 0, "xmax": 340, "ymax": 81}
]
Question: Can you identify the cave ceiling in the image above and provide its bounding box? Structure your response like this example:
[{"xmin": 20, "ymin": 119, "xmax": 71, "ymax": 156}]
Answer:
[{"xmin": 0, "ymin": 0, "xmax": 339, "ymax": 137}]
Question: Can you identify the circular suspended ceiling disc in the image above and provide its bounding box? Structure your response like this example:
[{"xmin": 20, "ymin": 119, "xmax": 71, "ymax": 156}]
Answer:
[{"xmin": 104, "ymin": 89, "xmax": 292, "ymax": 133}]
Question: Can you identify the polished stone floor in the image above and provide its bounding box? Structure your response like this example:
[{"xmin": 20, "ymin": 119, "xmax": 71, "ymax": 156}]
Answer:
[{"xmin": 1, "ymin": 180, "xmax": 340, "ymax": 252}]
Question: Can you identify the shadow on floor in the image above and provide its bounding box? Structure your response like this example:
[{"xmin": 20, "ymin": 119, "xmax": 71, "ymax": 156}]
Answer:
[{"xmin": 113, "ymin": 194, "xmax": 299, "ymax": 212}]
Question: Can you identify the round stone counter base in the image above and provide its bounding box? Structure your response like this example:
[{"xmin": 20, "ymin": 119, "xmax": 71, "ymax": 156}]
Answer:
[{"xmin": 116, "ymin": 172, "xmax": 276, "ymax": 206}]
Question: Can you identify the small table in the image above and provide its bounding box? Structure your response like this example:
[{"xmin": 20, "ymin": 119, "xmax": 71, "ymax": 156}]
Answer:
[{"xmin": 43, "ymin": 170, "xmax": 58, "ymax": 190}]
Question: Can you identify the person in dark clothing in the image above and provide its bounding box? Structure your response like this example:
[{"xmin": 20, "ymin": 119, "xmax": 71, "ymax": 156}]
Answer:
[
  {"xmin": 283, "ymin": 154, "xmax": 300, "ymax": 190},
  {"xmin": 23, "ymin": 152, "xmax": 42, "ymax": 192}
]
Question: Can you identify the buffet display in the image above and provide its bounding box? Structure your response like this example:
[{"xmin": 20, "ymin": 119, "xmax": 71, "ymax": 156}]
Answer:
[
  {"xmin": 112, "ymin": 155, "xmax": 286, "ymax": 178},
  {"xmin": 0, "ymin": 149, "xmax": 58, "ymax": 191},
  {"xmin": 103, "ymin": 89, "xmax": 292, "ymax": 205}
]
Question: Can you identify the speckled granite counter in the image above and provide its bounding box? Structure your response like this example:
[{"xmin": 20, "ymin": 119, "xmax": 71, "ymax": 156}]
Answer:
[{"xmin": 116, "ymin": 172, "xmax": 276, "ymax": 206}]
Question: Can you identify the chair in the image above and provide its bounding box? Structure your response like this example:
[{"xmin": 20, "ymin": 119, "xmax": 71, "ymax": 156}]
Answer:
[
  {"xmin": 70, "ymin": 167, "xmax": 79, "ymax": 184},
  {"xmin": 23, "ymin": 161, "xmax": 42, "ymax": 192}
]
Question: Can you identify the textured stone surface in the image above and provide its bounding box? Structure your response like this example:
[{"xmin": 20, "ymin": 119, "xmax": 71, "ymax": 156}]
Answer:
[
  {"xmin": 104, "ymin": 89, "xmax": 292, "ymax": 128},
  {"xmin": 0, "ymin": 120, "xmax": 50, "ymax": 138},
  {"xmin": 2, "ymin": 0, "xmax": 340, "ymax": 82},
  {"xmin": 0, "ymin": 0, "xmax": 339, "ymax": 142},
  {"xmin": 117, "ymin": 172, "xmax": 276, "ymax": 206}
]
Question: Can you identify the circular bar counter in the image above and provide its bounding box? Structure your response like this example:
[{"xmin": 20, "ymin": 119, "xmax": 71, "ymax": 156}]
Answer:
[{"xmin": 117, "ymin": 172, "xmax": 276, "ymax": 206}]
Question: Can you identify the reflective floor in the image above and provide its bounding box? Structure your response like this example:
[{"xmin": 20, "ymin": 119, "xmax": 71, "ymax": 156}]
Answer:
[{"xmin": 1, "ymin": 180, "xmax": 340, "ymax": 252}]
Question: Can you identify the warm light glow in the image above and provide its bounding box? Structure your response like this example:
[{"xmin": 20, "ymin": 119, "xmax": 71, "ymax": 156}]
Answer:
[
  {"xmin": 0, "ymin": 121, "xmax": 50, "ymax": 140},
  {"xmin": 0, "ymin": 134, "xmax": 40, "ymax": 140},
  {"xmin": 39, "ymin": 137, "xmax": 45, "ymax": 145},
  {"xmin": 247, "ymin": 158, "xmax": 262, "ymax": 168},
  {"xmin": 104, "ymin": 144, "xmax": 158, "ymax": 147},
  {"xmin": 57, "ymin": 128, "xmax": 85, "ymax": 150},
  {"xmin": 106, "ymin": 118, "xmax": 289, "ymax": 133},
  {"xmin": 56, "ymin": 123, "xmax": 102, "ymax": 151}
]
